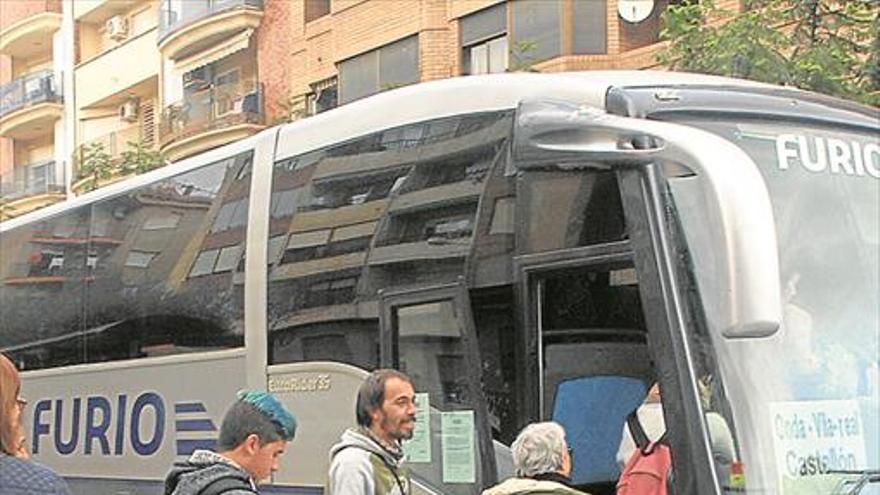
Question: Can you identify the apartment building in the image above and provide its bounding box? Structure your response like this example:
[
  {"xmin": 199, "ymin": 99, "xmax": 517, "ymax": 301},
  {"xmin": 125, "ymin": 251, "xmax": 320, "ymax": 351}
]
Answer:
[
  {"xmin": 0, "ymin": 0, "xmax": 68, "ymax": 220},
  {"xmin": 0, "ymin": 0, "xmax": 742, "ymax": 221}
]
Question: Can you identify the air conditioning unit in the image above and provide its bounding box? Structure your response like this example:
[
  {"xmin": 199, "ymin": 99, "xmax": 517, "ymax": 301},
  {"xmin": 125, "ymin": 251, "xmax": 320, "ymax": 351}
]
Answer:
[
  {"xmin": 106, "ymin": 15, "xmax": 129, "ymax": 41},
  {"xmin": 119, "ymin": 99, "xmax": 139, "ymax": 122}
]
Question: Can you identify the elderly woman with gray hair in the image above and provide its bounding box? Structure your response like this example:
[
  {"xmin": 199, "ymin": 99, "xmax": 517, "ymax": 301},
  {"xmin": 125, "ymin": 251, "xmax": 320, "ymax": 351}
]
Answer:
[{"xmin": 483, "ymin": 422, "xmax": 590, "ymax": 495}]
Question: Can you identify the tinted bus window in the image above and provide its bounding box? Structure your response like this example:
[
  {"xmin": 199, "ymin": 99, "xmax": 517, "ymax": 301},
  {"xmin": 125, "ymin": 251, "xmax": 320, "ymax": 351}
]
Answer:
[
  {"xmin": 0, "ymin": 207, "xmax": 91, "ymax": 370},
  {"xmin": 518, "ymin": 170, "xmax": 626, "ymax": 254},
  {"xmin": 268, "ymin": 111, "xmax": 512, "ymax": 369},
  {"xmin": 0, "ymin": 152, "xmax": 253, "ymax": 369},
  {"xmin": 83, "ymin": 151, "xmax": 253, "ymax": 363}
]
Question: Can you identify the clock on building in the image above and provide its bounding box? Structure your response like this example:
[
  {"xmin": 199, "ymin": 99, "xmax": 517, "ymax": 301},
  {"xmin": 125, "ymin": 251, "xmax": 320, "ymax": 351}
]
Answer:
[{"xmin": 618, "ymin": 0, "xmax": 655, "ymax": 23}]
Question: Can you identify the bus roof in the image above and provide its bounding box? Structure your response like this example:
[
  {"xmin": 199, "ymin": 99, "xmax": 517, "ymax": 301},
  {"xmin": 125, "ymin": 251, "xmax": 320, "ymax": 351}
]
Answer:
[
  {"xmin": 0, "ymin": 71, "xmax": 789, "ymax": 232},
  {"xmin": 273, "ymin": 70, "xmax": 775, "ymax": 161}
]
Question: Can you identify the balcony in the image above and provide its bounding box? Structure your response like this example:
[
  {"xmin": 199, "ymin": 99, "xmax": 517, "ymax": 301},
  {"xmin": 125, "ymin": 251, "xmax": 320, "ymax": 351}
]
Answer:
[
  {"xmin": 159, "ymin": 82, "xmax": 264, "ymax": 162},
  {"xmin": 0, "ymin": 71, "xmax": 63, "ymax": 141},
  {"xmin": 0, "ymin": 7, "xmax": 62, "ymax": 60},
  {"xmin": 72, "ymin": 126, "xmax": 157, "ymax": 194},
  {"xmin": 0, "ymin": 160, "xmax": 65, "ymax": 219},
  {"xmin": 158, "ymin": 0, "xmax": 263, "ymax": 62}
]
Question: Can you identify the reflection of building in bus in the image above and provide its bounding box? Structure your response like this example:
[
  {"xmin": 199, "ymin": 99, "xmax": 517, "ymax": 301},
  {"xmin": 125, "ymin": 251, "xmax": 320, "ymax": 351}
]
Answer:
[
  {"xmin": 266, "ymin": 113, "xmax": 510, "ymax": 379},
  {"xmin": 0, "ymin": 0, "xmax": 721, "ymax": 221},
  {"xmin": 1, "ymin": 72, "xmax": 876, "ymax": 495},
  {"xmin": 0, "ymin": 153, "xmax": 252, "ymax": 369}
]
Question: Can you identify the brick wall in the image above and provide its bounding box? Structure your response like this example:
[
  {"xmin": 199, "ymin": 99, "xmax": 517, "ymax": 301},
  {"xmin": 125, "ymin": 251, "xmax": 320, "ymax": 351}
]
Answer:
[
  {"xmin": 332, "ymin": 0, "xmax": 422, "ymax": 60},
  {"xmin": 419, "ymin": 0, "xmax": 452, "ymax": 81},
  {"xmin": 258, "ymin": 0, "xmax": 296, "ymax": 123}
]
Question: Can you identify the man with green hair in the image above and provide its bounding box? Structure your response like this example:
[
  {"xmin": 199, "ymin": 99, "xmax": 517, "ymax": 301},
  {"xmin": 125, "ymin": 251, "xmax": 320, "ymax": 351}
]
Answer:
[{"xmin": 164, "ymin": 391, "xmax": 297, "ymax": 495}]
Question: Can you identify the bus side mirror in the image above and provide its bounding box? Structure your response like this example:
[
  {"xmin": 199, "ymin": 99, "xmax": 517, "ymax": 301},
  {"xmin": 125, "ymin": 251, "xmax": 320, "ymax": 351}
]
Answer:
[{"xmin": 512, "ymin": 98, "xmax": 781, "ymax": 338}]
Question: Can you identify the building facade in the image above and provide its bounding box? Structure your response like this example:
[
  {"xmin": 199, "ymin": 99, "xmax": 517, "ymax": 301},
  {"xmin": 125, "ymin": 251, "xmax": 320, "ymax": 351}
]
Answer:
[{"xmin": 0, "ymin": 0, "xmax": 743, "ymax": 221}]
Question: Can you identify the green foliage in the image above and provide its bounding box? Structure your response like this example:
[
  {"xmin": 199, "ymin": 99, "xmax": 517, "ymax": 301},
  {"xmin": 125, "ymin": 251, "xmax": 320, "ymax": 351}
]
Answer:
[
  {"xmin": 658, "ymin": 0, "xmax": 880, "ymax": 106},
  {"xmin": 120, "ymin": 140, "xmax": 166, "ymax": 175},
  {"xmin": 75, "ymin": 140, "xmax": 167, "ymax": 192},
  {"xmin": 75, "ymin": 142, "xmax": 113, "ymax": 191},
  {"xmin": 509, "ymin": 39, "xmax": 539, "ymax": 72}
]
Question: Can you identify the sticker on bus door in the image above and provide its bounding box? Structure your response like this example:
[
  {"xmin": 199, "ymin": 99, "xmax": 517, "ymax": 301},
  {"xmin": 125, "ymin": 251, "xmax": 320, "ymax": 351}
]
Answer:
[{"xmin": 769, "ymin": 400, "xmax": 866, "ymax": 492}]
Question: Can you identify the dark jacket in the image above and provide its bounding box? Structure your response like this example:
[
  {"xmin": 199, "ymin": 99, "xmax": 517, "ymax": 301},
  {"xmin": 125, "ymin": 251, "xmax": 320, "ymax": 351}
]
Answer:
[
  {"xmin": 164, "ymin": 450, "xmax": 258, "ymax": 495},
  {"xmin": 0, "ymin": 454, "xmax": 72, "ymax": 495}
]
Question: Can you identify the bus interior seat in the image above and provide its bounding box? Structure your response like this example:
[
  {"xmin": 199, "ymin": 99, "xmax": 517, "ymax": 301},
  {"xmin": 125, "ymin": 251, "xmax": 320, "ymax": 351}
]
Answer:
[
  {"xmin": 544, "ymin": 339, "xmax": 655, "ymax": 495},
  {"xmin": 553, "ymin": 375, "xmax": 647, "ymax": 493}
]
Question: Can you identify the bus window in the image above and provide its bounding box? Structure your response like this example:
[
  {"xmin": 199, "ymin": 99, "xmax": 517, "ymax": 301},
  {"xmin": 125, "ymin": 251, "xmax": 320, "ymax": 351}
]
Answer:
[
  {"xmin": 267, "ymin": 111, "xmax": 512, "ymax": 371},
  {"xmin": 393, "ymin": 299, "xmax": 471, "ymax": 409},
  {"xmin": 271, "ymin": 319, "xmax": 378, "ymax": 370},
  {"xmin": 79, "ymin": 151, "xmax": 253, "ymax": 363},
  {"xmin": 0, "ymin": 206, "xmax": 91, "ymax": 370},
  {"xmin": 518, "ymin": 169, "xmax": 626, "ymax": 254}
]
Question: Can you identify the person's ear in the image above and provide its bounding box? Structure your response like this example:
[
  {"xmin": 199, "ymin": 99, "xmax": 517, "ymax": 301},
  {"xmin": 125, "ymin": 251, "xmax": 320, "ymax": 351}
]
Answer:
[
  {"xmin": 244, "ymin": 434, "xmax": 261, "ymax": 454},
  {"xmin": 370, "ymin": 406, "xmax": 383, "ymax": 425}
]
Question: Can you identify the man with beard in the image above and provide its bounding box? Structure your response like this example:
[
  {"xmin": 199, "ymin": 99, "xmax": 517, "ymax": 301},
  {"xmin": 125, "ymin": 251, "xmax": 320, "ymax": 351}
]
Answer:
[{"xmin": 328, "ymin": 369, "xmax": 416, "ymax": 495}]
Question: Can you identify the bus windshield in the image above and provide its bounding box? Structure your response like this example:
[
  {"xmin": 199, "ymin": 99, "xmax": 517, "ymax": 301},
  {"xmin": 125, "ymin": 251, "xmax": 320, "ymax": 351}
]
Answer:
[{"xmin": 670, "ymin": 117, "xmax": 879, "ymax": 494}]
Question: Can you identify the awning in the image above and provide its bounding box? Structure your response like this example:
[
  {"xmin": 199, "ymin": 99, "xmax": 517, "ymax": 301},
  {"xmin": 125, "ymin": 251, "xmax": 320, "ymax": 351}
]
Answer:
[{"xmin": 175, "ymin": 28, "xmax": 253, "ymax": 75}]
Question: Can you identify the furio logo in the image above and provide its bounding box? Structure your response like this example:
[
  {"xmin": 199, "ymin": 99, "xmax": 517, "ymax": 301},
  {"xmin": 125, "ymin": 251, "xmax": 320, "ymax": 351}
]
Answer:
[
  {"xmin": 33, "ymin": 392, "xmax": 165, "ymax": 456},
  {"xmin": 30, "ymin": 393, "xmax": 219, "ymax": 457}
]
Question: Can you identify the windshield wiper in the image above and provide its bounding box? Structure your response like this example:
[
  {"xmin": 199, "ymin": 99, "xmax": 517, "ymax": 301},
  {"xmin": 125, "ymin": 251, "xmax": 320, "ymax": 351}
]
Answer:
[{"xmin": 828, "ymin": 469, "xmax": 880, "ymax": 495}]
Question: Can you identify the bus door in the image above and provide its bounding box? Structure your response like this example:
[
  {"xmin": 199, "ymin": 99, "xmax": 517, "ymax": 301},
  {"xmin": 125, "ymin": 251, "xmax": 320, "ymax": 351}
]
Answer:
[
  {"xmin": 379, "ymin": 281, "xmax": 496, "ymax": 494},
  {"xmin": 516, "ymin": 247, "xmax": 655, "ymax": 495},
  {"xmin": 510, "ymin": 98, "xmax": 784, "ymax": 494}
]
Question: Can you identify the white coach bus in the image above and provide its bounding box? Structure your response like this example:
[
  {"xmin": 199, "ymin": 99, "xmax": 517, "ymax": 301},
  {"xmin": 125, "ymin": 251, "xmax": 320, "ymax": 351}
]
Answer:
[{"xmin": 1, "ymin": 72, "xmax": 877, "ymax": 495}]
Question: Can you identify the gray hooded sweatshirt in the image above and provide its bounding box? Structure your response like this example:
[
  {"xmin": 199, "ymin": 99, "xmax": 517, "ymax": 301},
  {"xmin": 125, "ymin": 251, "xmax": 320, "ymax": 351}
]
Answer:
[
  {"xmin": 164, "ymin": 450, "xmax": 258, "ymax": 495},
  {"xmin": 327, "ymin": 427, "xmax": 410, "ymax": 495}
]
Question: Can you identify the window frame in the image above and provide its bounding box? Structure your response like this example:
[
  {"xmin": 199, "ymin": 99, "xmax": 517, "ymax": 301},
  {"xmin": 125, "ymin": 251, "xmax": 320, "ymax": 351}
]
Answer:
[{"xmin": 338, "ymin": 35, "xmax": 419, "ymax": 104}]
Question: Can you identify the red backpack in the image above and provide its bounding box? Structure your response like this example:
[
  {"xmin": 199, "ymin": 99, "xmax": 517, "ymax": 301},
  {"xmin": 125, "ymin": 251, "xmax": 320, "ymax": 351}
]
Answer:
[{"xmin": 616, "ymin": 409, "xmax": 672, "ymax": 495}]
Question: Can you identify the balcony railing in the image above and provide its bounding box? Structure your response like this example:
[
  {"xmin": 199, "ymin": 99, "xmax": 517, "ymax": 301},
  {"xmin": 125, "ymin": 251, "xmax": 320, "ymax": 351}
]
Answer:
[
  {"xmin": 159, "ymin": 82, "xmax": 264, "ymax": 146},
  {"xmin": 0, "ymin": 160, "xmax": 64, "ymax": 201},
  {"xmin": 0, "ymin": 70, "xmax": 62, "ymax": 118},
  {"xmin": 159, "ymin": 0, "xmax": 263, "ymax": 41}
]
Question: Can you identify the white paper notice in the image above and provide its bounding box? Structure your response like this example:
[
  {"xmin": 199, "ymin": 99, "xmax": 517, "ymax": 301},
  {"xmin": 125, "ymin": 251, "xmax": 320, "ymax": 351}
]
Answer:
[
  {"xmin": 403, "ymin": 393, "xmax": 431, "ymax": 463},
  {"xmin": 769, "ymin": 400, "xmax": 866, "ymax": 493},
  {"xmin": 441, "ymin": 410, "xmax": 476, "ymax": 483}
]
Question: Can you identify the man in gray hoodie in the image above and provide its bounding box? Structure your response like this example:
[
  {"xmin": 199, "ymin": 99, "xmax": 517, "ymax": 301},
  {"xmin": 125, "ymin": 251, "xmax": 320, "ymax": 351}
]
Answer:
[
  {"xmin": 164, "ymin": 391, "xmax": 297, "ymax": 495},
  {"xmin": 328, "ymin": 369, "xmax": 417, "ymax": 495}
]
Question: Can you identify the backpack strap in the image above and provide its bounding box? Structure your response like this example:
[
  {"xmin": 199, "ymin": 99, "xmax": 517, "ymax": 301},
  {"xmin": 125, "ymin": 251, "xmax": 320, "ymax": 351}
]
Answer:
[
  {"xmin": 198, "ymin": 476, "xmax": 257, "ymax": 495},
  {"xmin": 626, "ymin": 408, "xmax": 651, "ymax": 453}
]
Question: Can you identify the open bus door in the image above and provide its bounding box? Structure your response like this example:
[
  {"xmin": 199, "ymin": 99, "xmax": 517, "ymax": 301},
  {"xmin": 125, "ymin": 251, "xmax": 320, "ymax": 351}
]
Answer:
[
  {"xmin": 379, "ymin": 280, "xmax": 497, "ymax": 494},
  {"xmin": 510, "ymin": 98, "xmax": 783, "ymax": 495},
  {"xmin": 515, "ymin": 246, "xmax": 657, "ymax": 495}
]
